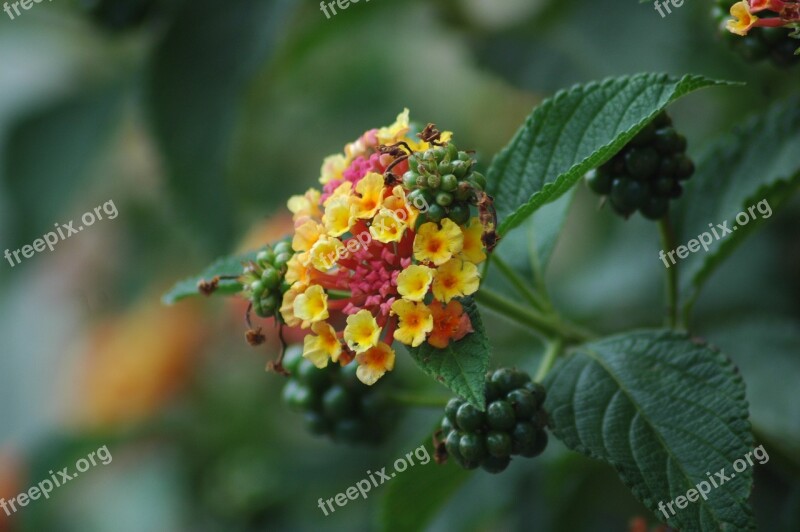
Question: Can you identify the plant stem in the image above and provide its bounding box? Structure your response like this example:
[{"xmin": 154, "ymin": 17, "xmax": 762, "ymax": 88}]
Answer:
[
  {"xmin": 490, "ymin": 254, "xmax": 550, "ymax": 311},
  {"xmin": 534, "ymin": 339, "xmax": 563, "ymax": 383},
  {"xmin": 388, "ymin": 393, "xmax": 450, "ymax": 409},
  {"xmin": 474, "ymin": 288, "xmax": 593, "ymax": 344},
  {"xmin": 658, "ymin": 215, "xmax": 680, "ymax": 329}
]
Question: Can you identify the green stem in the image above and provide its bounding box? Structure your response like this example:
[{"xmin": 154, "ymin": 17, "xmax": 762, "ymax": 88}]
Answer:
[
  {"xmin": 658, "ymin": 216, "xmax": 680, "ymax": 329},
  {"xmin": 534, "ymin": 339, "xmax": 563, "ymax": 383},
  {"xmin": 474, "ymin": 288, "xmax": 592, "ymax": 344},
  {"xmin": 389, "ymin": 393, "xmax": 450, "ymax": 409},
  {"xmin": 490, "ymin": 254, "xmax": 550, "ymax": 311}
]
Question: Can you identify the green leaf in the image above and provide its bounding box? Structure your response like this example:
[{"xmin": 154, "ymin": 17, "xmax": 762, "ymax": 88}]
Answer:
[
  {"xmin": 486, "ymin": 73, "xmax": 737, "ymax": 235},
  {"xmin": 706, "ymin": 317, "xmax": 800, "ymax": 463},
  {"xmin": 147, "ymin": 0, "xmax": 296, "ymax": 252},
  {"xmin": 162, "ymin": 249, "xmax": 261, "ymax": 305},
  {"xmin": 406, "ymin": 298, "xmax": 490, "ymax": 410},
  {"xmin": 675, "ymin": 96, "xmax": 800, "ymax": 316},
  {"xmin": 381, "ymin": 438, "xmax": 472, "ymax": 532},
  {"xmin": 545, "ymin": 330, "xmax": 754, "ymax": 531}
]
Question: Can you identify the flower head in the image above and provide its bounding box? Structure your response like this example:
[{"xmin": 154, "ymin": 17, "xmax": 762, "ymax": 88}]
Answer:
[
  {"xmin": 356, "ymin": 342, "xmax": 396, "ymax": 385},
  {"xmin": 303, "ymin": 322, "xmax": 343, "ymax": 368},
  {"xmin": 413, "ymin": 219, "xmax": 464, "ymax": 266},
  {"xmin": 277, "ymin": 111, "xmax": 494, "ymax": 386},
  {"xmin": 391, "ymin": 300, "xmax": 434, "ymax": 347}
]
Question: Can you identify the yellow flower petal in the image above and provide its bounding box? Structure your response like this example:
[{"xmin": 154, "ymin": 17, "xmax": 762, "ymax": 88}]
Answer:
[
  {"xmin": 370, "ymin": 208, "xmax": 407, "ymax": 244},
  {"xmin": 344, "ymin": 310, "xmax": 381, "ymax": 354},
  {"xmin": 354, "ymin": 172, "xmax": 385, "ymax": 219},
  {"xmin": 413, "ymin": 219, "xmax": 464, "ymax": 266},
  {"xmin": 293, "ymin": 285, "xmax": 329, "ymax": 327},
  {"xmin": 432, "ymin": 259, "xmax": 481, "ymax": 303},
  {"xmin": 302, "ymin": 322, "xmax": 342, "ymax": 368},
  {"xmin": 355, "ymin": 342, "xmax": 396, "ymax": 385},
  {"xmin": 323, "ymin": 196, "xmax": 356, "ymax": 238},
  {"xmin": 396, "ymin": 264, "xmax": 434, "ymax": 302},
  {"xmin": 287, "ymin": 189, "xmax": 322, "ymax": 222},
  {"xmin": 309, "ymin": 236, "xmax": 345, "ymax": 272},
  {"xmin": 376, "ymin": 109, "xmax": 411, "ymax": 146},
  {"xmin": 460, "ymin": 217, "xmax": 487, "ymax": 265},
  {"xmin": 391, "ymin": 300, "xmax": 433, "ymax": 347},
  {"xmin": 292, "ymin": 220, "xmax": 324, "ymax": 253},
  {"xmin": 280, "ymin": 287, "xmax": 302, "ymax": 327},
  {"xmin": 320, "ymin": 154, "xmax": 348, "ymax": 185},
  {"xmin": 726, "ymin": 1, "xmax": 758, "ymax": 36}
]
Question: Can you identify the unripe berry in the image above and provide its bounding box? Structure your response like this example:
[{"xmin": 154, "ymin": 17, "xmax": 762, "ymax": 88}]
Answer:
[
  {"xmin": 459, "ymin": 433, "xmax": 487, "ymax": 462},
  {"xmin": 486, "ymin": 400, "xmax": 516, "ymax": 431},
  {"xmin": 456, "ymin": 403, "xmax": 485, "ymax": 432}
]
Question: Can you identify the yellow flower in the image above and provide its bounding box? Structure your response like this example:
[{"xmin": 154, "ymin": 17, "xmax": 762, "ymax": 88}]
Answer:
[
  {"xmin": 302, "ymin": 322, "xmax": 342, "ymax": 368},
  {"xmin": 292, "ymin": 220, "xmax": 324, "ymax": 253},
  {"xmin": 344, "ymin": 310, "xmax": 381, "ymax": 354},
  {"xmin": 287, "ymin": 189, "xmax": 322, "ymax": 222},
  {"xmin": 320, "ymin": 154, "xmax": 348, "ymax": 185},
  {"xmin": 309, "ymin": 236, "xmax": 345, "ymax": 271},
  {"xmin": 413, "ymin": 219, "xmax": 464, "ymax": 266},
  {"xmin": 293, "ymin": 285, "xmax": 329, "ymax": 327},
  {"xmin": 432, "ymin": 259, "xmax": 480, "ymax": 303},
  {"xmin": 396, "ymin": 264, "xmax": 434, "ymax": 302},
  {"xmin": 354, "ymin": 172, "xmax": 385, "ymax": 219},
  {"xmin": 370, "ymin": 208, "xmax": 407, "ymax": 244},
  {"xmin": 383, "ymin": 186, "xmax": 418, "ymax": 227},
  {"xmin": 355, "ymin": 342, "xmax": 396, "ymax": 385},
  {"xmin": 726, "ymin": 1, "xmax": 758, "ymax": 35},
  {"xmin": 460, "ymin": 217, "xmax": 487, "ymax": 264},
  {"xmin": 376, "ymin": 108, "xmax": 411, "ymax": 146},
  {"xmin": 285, "ymin": 251, "xmax": 311, "ymax": 287},
  {"xmin": 279, "ymin": 287, "xmax": 303, "ymax": 327},
  {"xmin": 391, "ymin": 300, "xmax": 433, "ymax": 347},
  {"xmin": 323, "ymin": 195, "xmax": 356, "ymax": 237}
]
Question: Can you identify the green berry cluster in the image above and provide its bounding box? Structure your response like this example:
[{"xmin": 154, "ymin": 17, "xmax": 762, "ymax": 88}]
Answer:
[
  {"xmin": 713, "ymin": 0, "xmax": 800, "ymax": 67},
  {"xmin": 403, "ymin": 142, "xmax": 486, "ymax": 225},
  {"xmin": 241, "ymin": 240, "xmax": 294, "ymax": 318},
  {"xmin": 585, "ymin": 112, "xmax": 694, "ymax": 220},
  {"xmin": 280, "ymin": 346, "xmax": 397, "ymax": 445},
  {"xmin": 440, "ymin": 368, "xmax": 549, "ymax": 474}
]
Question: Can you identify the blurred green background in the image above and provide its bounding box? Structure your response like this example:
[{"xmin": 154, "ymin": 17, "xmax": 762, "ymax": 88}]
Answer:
[{"xmin": 1, "ymin": 0, "xmax": 799, "ymax": 530}]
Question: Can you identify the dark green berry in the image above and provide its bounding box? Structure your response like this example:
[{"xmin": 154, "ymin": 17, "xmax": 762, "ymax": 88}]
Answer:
[
  {"xmin": 282, "ymin": 346, "xmax": 303, "ymax": 374},
  {"xmin": 641, "ymin": 197, "xmax": 669, "ymax": 220},
  {"xmin": 459, "ymin": 433, "xmax": 487, "ymax": 462},
  {"xmin": 675, "ymin": 154, "xmax": 695, "ymax": 180},
  {"xmin": 304, "ymin": 411, "xmax": 330, "ymax": 436},
  {"xmin": 520, "ymin": 429, "xmax": 548, "ymax": 458},
  {"xmin": 448, "ymin": 203, "xmax": 470, "ymax": 225},
  {"xmin": 653, "ymin": 128, "xmax": 680, "ymax": 155},
  {"xmin": 625, "ymin": 147, "xmax": 660, "ymax": 179},
  {"xmin": 490, "ymin": 368, "xmax": 519, "ymax": 394},
  {"xmin": 486, "ymin": 431, "xmax": 512, "ymax": 457},
  {"xmin": 523, "ymin": 381, "xmax": 547, "ymax": 407},
  {"xmin": 273, "ymin": 241, "xmax": 291, "ymax": 255},
  {"xmin": 470, "ymin": 172, "xmax": 487, "ymax": 190},
  {"xmin": 335, "ymin": 418, "xmax": 367, "ymax": 443},
  {"xmin": 274, "ymin": 252, "xmax": 291, "ymax": 269},
  {"xmin": 446, "ymin": 430, "xmax": 464, "ymax": 464},
  {"xmin": 610, "ymin": 179, "xmax": 646, "ymax": 215},
  {"xmin": 322, "ymin": 385, "xmax": 355, "ymax": 419},
  {"xmin": 456, "ymin": 403, "xmax": 485, "ymax": 432},
  {"xmin": 658, "ymin": 157, "xmax": 678, "ymax": 178},
  {"xmin": 250, "ymin": 280, "xmax": 265, "ymax": 296},
  {"xmin": 586, "ymin": 169, "xmax": 613, "ymax": 195},
  {"xmin": 261, "ymin": 266, "xmax": 280, "ymax": 289},
  {"xmin": 507, "ymin": 389, "xmax": 537, "ymax": 419},
  {"xmin": 511, "ymin": 421, "xmax": 537, "ymax": 454},
  {"xmin": 481, "ymin": 454, "xmax": 511, "ymax": 474},
  {"xmin": 630, "ymin": 122, "xmax": 656, "ymax": 146},
  {"xmin": 445, "ymin": 398, "xmax": 463, "ymax": 423},
  {"xmin": 451, "ymin": 160, "xmax": 469, "ymax": 179},
  {"xmin": 297, "ymin": 359, "xmax": 330, "ymax": 392},
  {"xmin": 257, "ymin": 249, "xmax": 275, "ymax": 265},
  {"xmin": 441, "ymin": 417, "xmax": 454, "ymax": 434},
  {"xmin": 486, "ymin": 400, "xmax": 516, "ymax": 431}
]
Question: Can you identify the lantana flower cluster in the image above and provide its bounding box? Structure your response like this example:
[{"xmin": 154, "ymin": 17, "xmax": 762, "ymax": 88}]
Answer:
[
  {"xmin": 726, "ymin": 0, "xmax": 800, "ymax": 35},
  {"xmin": 279, "ymin": 111, "xmax": 490, "ymax": 386}
]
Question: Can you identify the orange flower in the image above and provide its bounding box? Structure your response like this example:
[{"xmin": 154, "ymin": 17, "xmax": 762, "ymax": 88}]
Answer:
[{"xmin": 427, "ymin": 300, "xmax": 474, "ymax": 349}]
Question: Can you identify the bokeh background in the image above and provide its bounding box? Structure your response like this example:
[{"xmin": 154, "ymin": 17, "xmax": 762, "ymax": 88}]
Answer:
[{"xmin": 1, "ymin": 0, "xmax": 799, "ymax": 530}]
